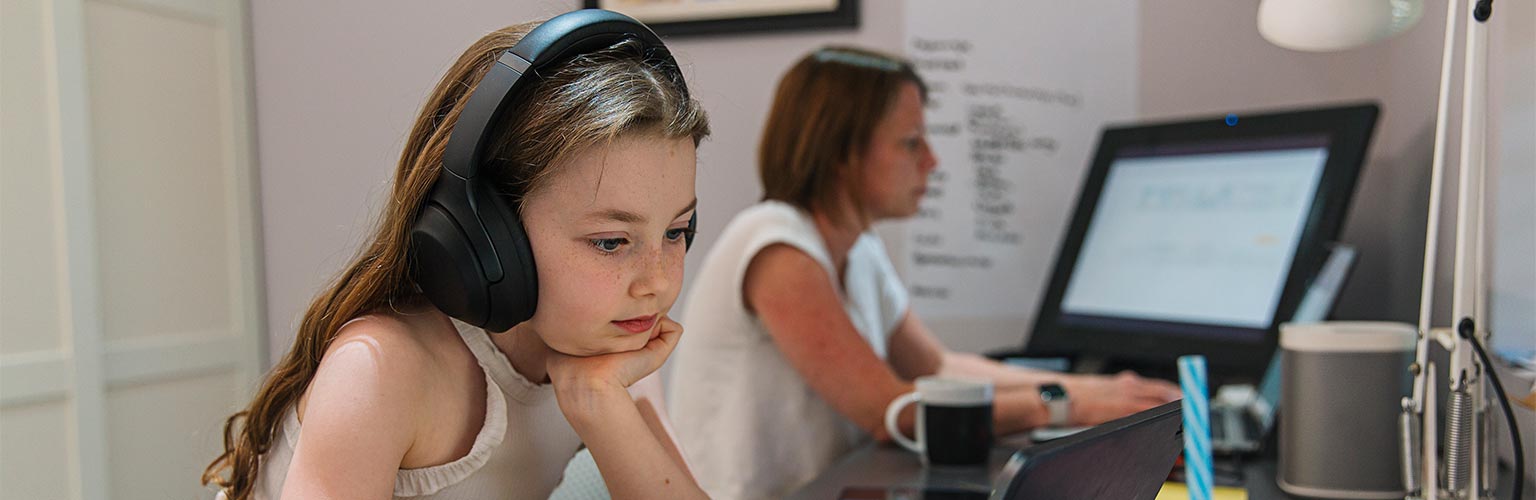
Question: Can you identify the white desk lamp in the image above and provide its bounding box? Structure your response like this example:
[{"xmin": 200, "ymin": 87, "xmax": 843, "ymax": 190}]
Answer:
[
  {"xmin": 1259, "ymin": 0, "xmax": 1424, "ymax": 51},
  {"xmin": 1257, "ymin": 1, "xmax": 1524, "ymax": 499}
]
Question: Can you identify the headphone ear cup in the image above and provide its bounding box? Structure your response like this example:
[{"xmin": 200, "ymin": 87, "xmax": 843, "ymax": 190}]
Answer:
[
  {"xmin": 685, "ymin": 211, "xmax": 697, "ymax": 251},
  {"xmin": 476, "ymin": 188, "xmax": 539, "ymax": 332},
  {"xmin": 410, "ymin": 204, "xmax": 491, "ymax": 327}
]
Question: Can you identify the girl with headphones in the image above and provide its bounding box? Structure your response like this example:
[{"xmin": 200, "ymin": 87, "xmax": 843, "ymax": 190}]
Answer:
[{"xmin": 204, "ymin": 12, "xmax": 709, "ymax": 500}]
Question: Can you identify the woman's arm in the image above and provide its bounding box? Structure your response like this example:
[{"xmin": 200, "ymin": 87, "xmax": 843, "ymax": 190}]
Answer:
[
  {"xmin": 745, "ymin": 244, "xmax": 919, "ymax": 441},
  {"xmin": 884, "ymin": 311, "xmax": 1049, "ymax": 434},
  {"xmin": 942, "ymin": 351, "xmax": 1181, "ymax": 424},
  {"xmin": 548, "ymin": 318, "xmax": 706, "ymax": 500},
  {"xmin": 889, "ymin": 311, "xmax": 1182, "ymax": 428},
  {"xmin": 749, "ymin": 243, "xmax": 1179, "ymax": 441},
  {"xmin": 279, "ymin": 322, "xmax": 433, "ymax": 499},
  {"xmin": 746, "ymin": 243, "xmax": 915, "ymax": 438}
]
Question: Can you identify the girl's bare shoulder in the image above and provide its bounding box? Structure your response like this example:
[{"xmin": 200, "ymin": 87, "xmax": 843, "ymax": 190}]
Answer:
[{"xmin": 299, "ymin": 304, "xmax": 476, "ymax": 425}]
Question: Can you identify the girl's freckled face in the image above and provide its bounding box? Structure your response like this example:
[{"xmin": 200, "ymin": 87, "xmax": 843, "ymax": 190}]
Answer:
[{"xmin": 515, "ymin": 135, "xmax": 697, "ymax": 356}]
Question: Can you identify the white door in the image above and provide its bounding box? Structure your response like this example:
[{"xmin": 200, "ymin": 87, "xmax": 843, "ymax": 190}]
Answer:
[{"xmin": 1, "ymin": 0, "xmax": 264, "ymax": 498}]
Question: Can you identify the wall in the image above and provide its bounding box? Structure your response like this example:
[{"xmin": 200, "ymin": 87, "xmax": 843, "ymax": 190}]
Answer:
[
  {"xmin": 251, "ymin": 0, "xmax": 1533, "ymax": 363},
  {"xmin": 251, "ymin": 0, "xmax": 610, "ymax": 360},
  {"xmin": 2, "ymin": 1, "xmax": 265, "ymax": 498},
  {"xmin": 1141, "ymin": 0, "xmax": 1534, "ymax": 352},
  {"xmin": 1486, "ymin": 0, "xmax": 1535, "ymax": 355},
  {"xmin": 250, "ymin": 0, "xmax": 903, "ymax": 360}
]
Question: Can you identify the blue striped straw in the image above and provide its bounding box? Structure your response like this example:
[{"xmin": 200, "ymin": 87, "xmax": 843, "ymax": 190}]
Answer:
[{"xmin": 1178, "ymin": 355, "xmax": 1212, "ymax": 500}]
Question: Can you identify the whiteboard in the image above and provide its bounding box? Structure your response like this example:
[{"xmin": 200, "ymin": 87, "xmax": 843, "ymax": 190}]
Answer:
[{"xmin": 901, "ymin": 2, "xmax": 1140, "ymax": 335}]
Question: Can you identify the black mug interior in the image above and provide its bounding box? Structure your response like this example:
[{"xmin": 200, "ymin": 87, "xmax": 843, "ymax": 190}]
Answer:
[{"xmin": 922, "ymin": 402, "xmax": 994, "ymax": 465}]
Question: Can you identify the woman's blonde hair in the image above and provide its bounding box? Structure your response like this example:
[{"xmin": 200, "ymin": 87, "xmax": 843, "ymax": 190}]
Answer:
[
  {"xmin": 758, "ymin": 45, "xmax": 925, "ymax": 225},
  {"xmin": 201, "ymin": 21, "xmax": 709, "ymax": 499}
]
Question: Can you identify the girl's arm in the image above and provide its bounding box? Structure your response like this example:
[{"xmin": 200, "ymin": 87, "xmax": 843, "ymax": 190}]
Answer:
[
  {"xmin": 279, "ymin": 322, "xmax": 432, "ymax": 499},
  {"xmin": 629, "ymin": 373, "xmax": 692, "ymax": 474},
  {"xmin": 548, "ymin": 319, "xmax": 707, "ymax": 500}
]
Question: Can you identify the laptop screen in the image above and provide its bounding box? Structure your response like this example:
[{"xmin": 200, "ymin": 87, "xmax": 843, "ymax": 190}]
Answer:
[
  {"xmin": 1025, "ymin": 104, "xmax": 1378, "ymax": 378},
  {"xmin": 1056, "ymin": 136, "xmax": 1329, "ymax": 342}
]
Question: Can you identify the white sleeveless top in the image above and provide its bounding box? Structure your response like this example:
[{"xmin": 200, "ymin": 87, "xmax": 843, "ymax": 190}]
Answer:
[
  {"xmin": 668, "ymin": 201, "xmax": 910, "ymax": 500},
  {"xmin": 250, "ymin": 320, "xmax": 582, "ymax": 499}
]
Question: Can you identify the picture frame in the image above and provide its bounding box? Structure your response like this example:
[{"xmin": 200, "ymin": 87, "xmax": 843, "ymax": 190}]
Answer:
[{"xmin": 581, "ymin": 0, "xmax": 859, "ymax": 37}]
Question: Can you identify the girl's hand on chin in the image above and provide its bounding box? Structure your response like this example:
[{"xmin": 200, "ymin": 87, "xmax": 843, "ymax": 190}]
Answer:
[{"xmin": 546, "ymin": 316, "xmax": 683, "ymax": 397}]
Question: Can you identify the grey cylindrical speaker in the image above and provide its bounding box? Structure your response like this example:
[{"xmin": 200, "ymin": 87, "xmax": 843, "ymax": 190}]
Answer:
[{"xmin": 1278, "ymin": 321, "xmax": 1414, "ymax": 499}]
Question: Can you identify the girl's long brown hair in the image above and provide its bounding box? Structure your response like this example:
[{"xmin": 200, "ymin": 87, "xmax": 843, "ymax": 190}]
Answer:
[{"xmin": 202, "ymin": 21, "xmax": 708, "ymax": 499}]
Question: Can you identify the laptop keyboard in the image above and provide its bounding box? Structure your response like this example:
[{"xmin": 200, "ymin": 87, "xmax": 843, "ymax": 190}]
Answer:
[{"xmin": 1210, "ymin": 406, "xmax": 1262, "ymax": 453}]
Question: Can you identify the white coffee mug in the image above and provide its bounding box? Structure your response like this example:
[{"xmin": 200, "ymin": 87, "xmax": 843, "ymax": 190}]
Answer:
[{"xmin": 883, "ymin": 376, "xmax": 995, "ymax": 465}]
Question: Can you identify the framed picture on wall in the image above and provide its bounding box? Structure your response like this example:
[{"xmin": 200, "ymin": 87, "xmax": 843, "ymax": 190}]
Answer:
[{"xmin": 581, "ymin": 0, "xmax": 858, "ymax": 37}]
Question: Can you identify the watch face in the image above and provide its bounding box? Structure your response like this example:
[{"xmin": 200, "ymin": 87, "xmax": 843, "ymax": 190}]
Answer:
[{"xmin": 1041, "ymin": 383, "xmax": 1066, "ymax": 401}]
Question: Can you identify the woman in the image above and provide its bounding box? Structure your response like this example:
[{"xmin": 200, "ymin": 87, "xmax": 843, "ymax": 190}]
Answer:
[{"xmin": 667, "ymin": 46, "xmax": 1180, "ymax": 500}]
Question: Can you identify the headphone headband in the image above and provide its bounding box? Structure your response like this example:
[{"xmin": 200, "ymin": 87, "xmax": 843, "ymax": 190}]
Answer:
[{"xmin": 443, "ymin": 10, "xmax": 676, "ymax": 181}]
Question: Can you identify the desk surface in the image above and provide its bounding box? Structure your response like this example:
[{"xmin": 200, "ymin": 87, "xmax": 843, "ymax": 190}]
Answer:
[
  {"xmin": 785, "ymin": 440, "xmax": 1018, "ymax": 500},
  {"xmin": 787, "ymin": 438, "xmax": 1532, "ymax": 500}
]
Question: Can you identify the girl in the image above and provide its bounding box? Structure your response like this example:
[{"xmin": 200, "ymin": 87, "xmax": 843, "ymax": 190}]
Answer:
[
  {"xmin": 203, "ymin": 14, "xmax": 709, "ymax": 500},
  {"xmin": 667, "ymin": 46, "xmax": 1181, "ymax": 499}
]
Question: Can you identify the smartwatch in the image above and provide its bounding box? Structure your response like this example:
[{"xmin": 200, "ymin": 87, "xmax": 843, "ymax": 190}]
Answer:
[{"xmin": 1040, "ymin": 383, "xmax": 1070, "ymax": 427}]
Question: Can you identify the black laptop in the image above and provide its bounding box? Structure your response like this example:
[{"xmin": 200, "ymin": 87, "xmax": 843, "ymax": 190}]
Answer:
[{"xmin": 841, "ymin": 401, "xmax": 1184, "ymax": 500}]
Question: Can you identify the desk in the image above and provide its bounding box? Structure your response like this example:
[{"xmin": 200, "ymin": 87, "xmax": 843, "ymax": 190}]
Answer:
[{"xmin": 787, "ymin": 438, "xmax": 1533, "ymax": 500}]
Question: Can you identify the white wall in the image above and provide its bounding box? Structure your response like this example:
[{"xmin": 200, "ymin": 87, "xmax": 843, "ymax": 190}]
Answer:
[
  {"xmin": 250, "ymin": 0, "xmax": 903, "ymax": 360},
  {"xmin": 251, "ymin": 0, "xmax": 1534, "ymax": 363},
  {"xmin": 1486, "ymin": 0, "xmax": 1535, "ymax": 355},
  {"xmin": 1139, "ymin": 0, "xmax": 1534, "ymax": 355},
  {"xmin": 630, "ymin": 2, "xmax": 908, "ymax": 337},
  {"xmin": 251, "ymin": 0, "xmax": 584, "ymax": 360},
  {"xmin": 2, "ymin": 1, "xmax": 265, "ymax": 498}
]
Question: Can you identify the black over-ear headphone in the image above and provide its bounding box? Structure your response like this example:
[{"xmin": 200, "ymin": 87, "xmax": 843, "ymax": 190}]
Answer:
[{"xmin": 409, "ymin": 9, "xmax": 695, "ymax": 333}]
